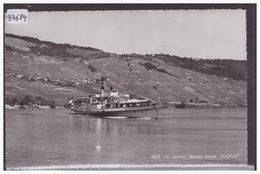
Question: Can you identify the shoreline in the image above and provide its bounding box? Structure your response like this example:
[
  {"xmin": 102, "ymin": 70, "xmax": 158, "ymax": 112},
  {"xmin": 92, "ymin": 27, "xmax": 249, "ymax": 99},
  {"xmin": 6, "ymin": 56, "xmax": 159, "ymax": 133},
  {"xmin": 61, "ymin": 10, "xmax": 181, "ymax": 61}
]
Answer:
[
  {"xmin": 5, "ymin": 104, "xmax": 247, "ymax": 111},
  {"xmin": 5, "ymin": 104, "xmax": 64, "ymax": 110}
]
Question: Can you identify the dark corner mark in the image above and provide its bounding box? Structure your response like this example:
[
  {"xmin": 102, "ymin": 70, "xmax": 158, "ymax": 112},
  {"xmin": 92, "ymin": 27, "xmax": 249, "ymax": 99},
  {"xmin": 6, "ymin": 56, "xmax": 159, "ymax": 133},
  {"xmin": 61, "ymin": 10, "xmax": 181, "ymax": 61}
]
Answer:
[
  {"xmin": 3, "ymin": 3, "xmax": 257, "ymax": 12},
  {"xmin": 246, "ymin": 4, "xmax": 256, "ymax": 170},
  {"xmin": 3, "ymin": 2, "xmax": 6, "ymax": 171}
]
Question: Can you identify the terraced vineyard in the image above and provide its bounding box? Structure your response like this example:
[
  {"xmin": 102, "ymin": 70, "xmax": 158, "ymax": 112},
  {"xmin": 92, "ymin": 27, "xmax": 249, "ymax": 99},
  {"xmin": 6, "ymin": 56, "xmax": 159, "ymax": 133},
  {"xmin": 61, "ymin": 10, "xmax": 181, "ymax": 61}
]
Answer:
[{"xmin": 5, "ymin": 34, "xmax": 247, "ymax": 107}]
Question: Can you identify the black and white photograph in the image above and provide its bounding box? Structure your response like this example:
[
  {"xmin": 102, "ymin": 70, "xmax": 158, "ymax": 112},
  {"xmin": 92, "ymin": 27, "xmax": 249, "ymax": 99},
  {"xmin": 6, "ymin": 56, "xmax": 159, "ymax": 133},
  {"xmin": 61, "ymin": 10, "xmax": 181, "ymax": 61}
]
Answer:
[{"xmin": 3, "ymin": 4, "xmax": 256, "ymax": 171}]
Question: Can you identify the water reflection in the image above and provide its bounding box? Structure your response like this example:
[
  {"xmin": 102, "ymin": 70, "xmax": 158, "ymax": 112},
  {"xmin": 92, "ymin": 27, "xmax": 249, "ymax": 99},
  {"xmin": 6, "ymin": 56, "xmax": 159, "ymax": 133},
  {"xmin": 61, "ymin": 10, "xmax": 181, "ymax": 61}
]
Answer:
[
  {"xmin": 70, "ymin": 115, "xmax": 167, "ymax": 136},
  {"xmin": 72, "ymin": 116, "xmax": 83, "ymax": 131}
]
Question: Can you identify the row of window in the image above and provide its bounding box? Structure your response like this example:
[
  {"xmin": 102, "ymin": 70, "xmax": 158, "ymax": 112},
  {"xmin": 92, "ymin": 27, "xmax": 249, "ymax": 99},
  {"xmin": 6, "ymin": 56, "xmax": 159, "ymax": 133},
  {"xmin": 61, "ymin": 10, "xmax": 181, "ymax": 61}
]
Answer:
[{"xmin": 104, "ymin": 102, "xmax": 152, "ymax": 109}]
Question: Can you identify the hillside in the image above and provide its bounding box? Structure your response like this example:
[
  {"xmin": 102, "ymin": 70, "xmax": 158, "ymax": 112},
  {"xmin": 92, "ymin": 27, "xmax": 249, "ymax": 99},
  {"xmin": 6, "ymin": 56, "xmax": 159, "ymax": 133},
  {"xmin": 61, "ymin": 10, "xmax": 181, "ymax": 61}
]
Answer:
[{"xmin": 4, "ymin": 34, "xmax": 247, "ymax": 107}]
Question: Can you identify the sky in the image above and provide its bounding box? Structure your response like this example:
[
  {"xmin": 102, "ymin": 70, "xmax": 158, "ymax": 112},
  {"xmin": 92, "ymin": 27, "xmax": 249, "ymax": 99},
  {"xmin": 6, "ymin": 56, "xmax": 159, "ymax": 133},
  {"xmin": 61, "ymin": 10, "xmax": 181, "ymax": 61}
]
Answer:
[{"xmin": 5, "ymin": 9, "xmax": 247, "ymax": 60}]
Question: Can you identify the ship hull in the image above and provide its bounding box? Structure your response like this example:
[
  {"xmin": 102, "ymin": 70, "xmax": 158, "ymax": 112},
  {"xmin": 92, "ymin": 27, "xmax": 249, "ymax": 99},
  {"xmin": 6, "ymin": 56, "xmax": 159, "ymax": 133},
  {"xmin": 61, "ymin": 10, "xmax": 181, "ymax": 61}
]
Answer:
[{"xmin": 71, "ymin": 106, "xmax": 159, "ymax": 118}]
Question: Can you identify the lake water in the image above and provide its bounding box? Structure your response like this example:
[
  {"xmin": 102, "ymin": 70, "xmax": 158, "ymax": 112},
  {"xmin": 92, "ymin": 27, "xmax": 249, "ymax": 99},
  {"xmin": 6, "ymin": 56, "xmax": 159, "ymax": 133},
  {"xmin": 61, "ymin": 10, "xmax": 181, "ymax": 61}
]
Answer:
[{"xmin": 5, "ymin": 108, "xmax": 250, "ymax": 170}]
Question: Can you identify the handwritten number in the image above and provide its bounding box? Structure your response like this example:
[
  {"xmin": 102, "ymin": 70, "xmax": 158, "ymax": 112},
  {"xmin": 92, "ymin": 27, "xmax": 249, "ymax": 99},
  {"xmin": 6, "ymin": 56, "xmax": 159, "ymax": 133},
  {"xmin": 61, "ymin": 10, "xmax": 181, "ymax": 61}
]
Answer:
[{"xmin": 7, "ymin": 14, "xmax": 27, "ymax": 22}]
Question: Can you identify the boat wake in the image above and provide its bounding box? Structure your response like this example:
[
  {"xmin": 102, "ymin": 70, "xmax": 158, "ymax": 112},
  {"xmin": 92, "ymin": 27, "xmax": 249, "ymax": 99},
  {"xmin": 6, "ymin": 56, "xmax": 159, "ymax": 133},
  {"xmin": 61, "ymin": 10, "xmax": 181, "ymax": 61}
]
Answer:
[{"xmin": 106, "ymin": 116, "xmax": 127, "ymax": 119}]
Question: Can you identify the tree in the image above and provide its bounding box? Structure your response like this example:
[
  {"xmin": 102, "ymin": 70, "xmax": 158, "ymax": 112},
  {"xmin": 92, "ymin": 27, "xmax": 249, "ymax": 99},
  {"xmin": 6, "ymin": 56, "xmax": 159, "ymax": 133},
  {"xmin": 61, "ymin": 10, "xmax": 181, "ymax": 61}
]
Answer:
[{"xmin": 49, "ymin": 100, "xmax": 56, "ymax": 109}]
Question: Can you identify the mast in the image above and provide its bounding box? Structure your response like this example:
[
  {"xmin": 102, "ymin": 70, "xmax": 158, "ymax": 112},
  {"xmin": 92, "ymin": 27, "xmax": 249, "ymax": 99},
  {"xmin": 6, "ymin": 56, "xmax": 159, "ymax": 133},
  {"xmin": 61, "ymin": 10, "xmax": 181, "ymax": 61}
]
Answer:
[
  {"xmin": 101, "ymin": 77, "xmax": 105, "ymax": 97},
  {"xmin": 100, "ymin": 77, "xmax": 106, "ymax": 106}
]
